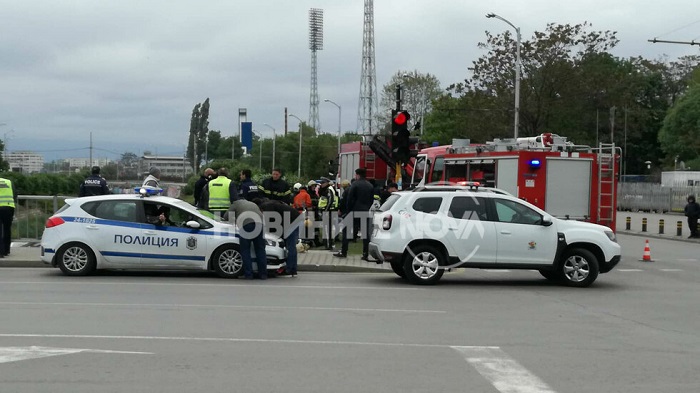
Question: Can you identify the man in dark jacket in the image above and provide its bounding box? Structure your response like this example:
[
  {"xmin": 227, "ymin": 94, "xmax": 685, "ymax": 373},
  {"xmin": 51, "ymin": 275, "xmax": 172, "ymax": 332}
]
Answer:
[
  {"xmin": 335, "ymin": 168, "xmax": 375, "ymax": 260},
  {"xmin": 79, "ymin": 166, "xmax": 110, "ymax": 197},
  {"xmin": 685, "ymin": 195, "xmax": 700, "ymax": 238},
  {"xmin": 255, "ymin": 198, "xmax": 303, "ymax": 277},
  {"xmin": 259, "ymin": 168, "xmax": 292, "ymax": 203},
  {"xmin": 239, "ymin": 169, "xmax": 260, "ymax": 201},
  {"xmin": 193, "ymin": 168, "xmax": 215, "ymax": 207}
]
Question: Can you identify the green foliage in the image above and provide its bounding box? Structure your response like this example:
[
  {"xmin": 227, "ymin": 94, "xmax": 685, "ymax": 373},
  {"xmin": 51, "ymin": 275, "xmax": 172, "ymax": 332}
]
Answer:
[
  {"xmin": 380, "ymin": 70, "xmax": 444, "ymax": 129},
  {"xmin": 186, "ymin": 98, "xmax": 210, "ymax": 173},
  {"xmin": 0, "ymin": 171, "xmax": 84, "ymax": 196},
  {"xmin": 659, "ymin": 83, "xmax": 700, "ymax": 163}
]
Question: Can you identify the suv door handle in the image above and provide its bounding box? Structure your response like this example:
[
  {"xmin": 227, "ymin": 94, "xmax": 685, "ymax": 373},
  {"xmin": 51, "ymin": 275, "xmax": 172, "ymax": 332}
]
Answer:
[
  {"xmin": 144, "ymin": 230, "xmax": 157, "ymax": 235},
  {"xmin": 500, "ymin": 230, "xmax": 511, "ymax": 235},
  {"xmin": 86, "ymin": 225, "xmax": 99, "ymax": 230}
]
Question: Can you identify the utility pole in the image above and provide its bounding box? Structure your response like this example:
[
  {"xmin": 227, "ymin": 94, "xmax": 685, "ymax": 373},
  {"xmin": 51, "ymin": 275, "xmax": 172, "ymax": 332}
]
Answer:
[{"xmin": 609, "ymin": 106, "xmax": 616, "ymax": 144}]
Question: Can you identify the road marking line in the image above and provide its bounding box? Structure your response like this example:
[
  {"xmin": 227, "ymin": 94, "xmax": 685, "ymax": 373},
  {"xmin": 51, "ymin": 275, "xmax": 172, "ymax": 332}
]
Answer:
[
  {"xmin": 659, "ymin": 269, "xmax": 683, "ymax": 272},
  {"xmin": 0, "ymin": 334, "xmax": 494, "ymax": 349},
  {"xmin": 452, "ymin": 346, "xmax": 557, "ymax": 393},
  {"xmin": 0, "ymin": 346, "xmax": 152, "ymax": 364},
  {"xmin": 617, "ymin": 269, "xmax": 643, "ymax": 272},
  {"xmin": 483, "ymin": 270, "xmax": 511, "ymax": 273},
  {"xmin": 0, "ymin": 281, "xmax": 423, "ymax": 291},
  {"xmin": 677, "ymin": 259, "xmax": 697, "ymax": 262},
  {"xmin": 0, "ymin": 301, "xmax": 445, "ymax": 314}
]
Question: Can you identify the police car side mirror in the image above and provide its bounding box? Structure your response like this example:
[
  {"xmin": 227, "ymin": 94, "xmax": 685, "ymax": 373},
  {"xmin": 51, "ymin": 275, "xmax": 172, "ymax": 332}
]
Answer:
[
  {"xmin": 541, "ymin": 216, "xmax": 553, "ymax": 227},
  {"xmin": 186, "ymin": 221, "xmax": 201, "ymax": 229}
]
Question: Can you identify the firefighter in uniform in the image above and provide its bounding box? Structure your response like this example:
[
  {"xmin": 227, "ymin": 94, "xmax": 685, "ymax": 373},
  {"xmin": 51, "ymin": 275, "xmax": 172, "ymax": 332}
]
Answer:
[
  {"xmin": 0, "ymin": 175, "xmax": 17, "ymax": 258},
  {"xmin": 259, "ymin": 168, "xmax": 292, "ymax": 204},
  {"xmin": 317, "ymin": 178, "xmax": 339, "ymax": 250},
  {"xmin": 79, "ymin": 166, "xmax": 110, "ymax": 197},
  {"xmin": 206, "ymin": 168, "xmax": 239, "ymax": 219}
]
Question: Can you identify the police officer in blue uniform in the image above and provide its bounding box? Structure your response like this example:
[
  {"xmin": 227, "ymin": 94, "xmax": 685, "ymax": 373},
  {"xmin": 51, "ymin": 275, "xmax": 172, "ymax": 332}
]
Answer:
[{"xmin": 79, "ymin": 166, "xmax": 110, "ymax": 197}]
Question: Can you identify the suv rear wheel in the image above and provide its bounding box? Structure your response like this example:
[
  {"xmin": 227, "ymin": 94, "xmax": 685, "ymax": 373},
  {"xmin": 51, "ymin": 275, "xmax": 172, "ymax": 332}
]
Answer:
[
  {"xmin": 390, "ymin": 260, "xmax": 406, "ymax": 278},
  {"xmin": 557, "ymin": 248, "xmax": 599, "ymax": 287},
  {"xmin": 403, "ymin": 244, "xmax": 444, "ymax": 285}
]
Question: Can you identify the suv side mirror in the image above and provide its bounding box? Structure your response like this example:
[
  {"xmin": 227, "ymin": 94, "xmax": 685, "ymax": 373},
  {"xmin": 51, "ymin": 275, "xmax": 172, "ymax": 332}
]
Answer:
[
  {"xmin": 541, "ymin": 216, "xmax": 553, "ymax": 227},
  {"xmin": 186, "ymin": 220, "xmax": 201, "ymax": 229}
]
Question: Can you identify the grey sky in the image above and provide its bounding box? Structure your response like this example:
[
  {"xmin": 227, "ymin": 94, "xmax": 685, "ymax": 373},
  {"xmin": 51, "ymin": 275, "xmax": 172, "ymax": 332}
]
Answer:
[{"xmin": 1, "ymin": 0, "xmax": 697, "ymax": 161}]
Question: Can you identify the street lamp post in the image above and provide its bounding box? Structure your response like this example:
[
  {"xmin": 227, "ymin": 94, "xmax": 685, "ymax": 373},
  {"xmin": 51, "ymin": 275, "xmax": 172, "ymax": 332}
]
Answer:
[
  {"xmin": 323, "ymin": 99, "xmax": 341, "ymax": 181},
  {"xmin": 289, "ymin": 114, "xmax": 303, "ymax": 177},
  {"xmin": 486, "ymin": 12, "xmax": 521, "ymax": 139},
  {"xmin": 263, "ymin": 123, "xmax": 276, "ymax": 171}
]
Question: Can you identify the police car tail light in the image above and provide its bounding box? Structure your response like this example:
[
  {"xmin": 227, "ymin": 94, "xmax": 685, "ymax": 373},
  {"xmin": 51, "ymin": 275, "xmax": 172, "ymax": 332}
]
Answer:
[
  {"xmin": 45, "ymin": 216, "xmax": 65, "ymax": 228},
  {"xmin": 382, "ymin": 215, "xmax": 393, "ymax": 230}
]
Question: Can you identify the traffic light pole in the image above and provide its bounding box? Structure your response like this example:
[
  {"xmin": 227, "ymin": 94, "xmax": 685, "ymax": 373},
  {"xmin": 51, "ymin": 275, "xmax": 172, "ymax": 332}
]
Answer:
[{"xmin": 395, "ymin": 84, "xmax": 402, "ymax": 111}]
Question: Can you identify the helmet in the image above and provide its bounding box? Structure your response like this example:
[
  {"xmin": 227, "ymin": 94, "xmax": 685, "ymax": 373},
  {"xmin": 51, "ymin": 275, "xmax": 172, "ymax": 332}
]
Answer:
[
  {"xmin": 307, "ymin": 180, "xmax": 317, "ymax": 187},
  {"xmin": 293, "ymin": 182, "xmax": 302, "ymax": 191}
]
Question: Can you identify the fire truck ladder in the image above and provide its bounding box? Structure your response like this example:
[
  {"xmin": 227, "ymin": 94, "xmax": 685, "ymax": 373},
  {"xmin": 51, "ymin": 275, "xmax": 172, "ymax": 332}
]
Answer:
[{"xmin": 597, "ymin": 143, "xmax": 616, "ymax": 228}]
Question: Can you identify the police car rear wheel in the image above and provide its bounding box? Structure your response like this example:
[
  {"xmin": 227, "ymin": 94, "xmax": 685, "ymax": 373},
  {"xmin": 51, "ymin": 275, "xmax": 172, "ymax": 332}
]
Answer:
[
  {"xmin": 212, "ymin": 245, "xmax": 243, "ymax": 278},
  {"xmin": 57, "ymin": 243, "xmax": 96, "ymax": 276},
  {"xmin": 390, "ymin": 260, "xmax": 406, "ymax": 278}
]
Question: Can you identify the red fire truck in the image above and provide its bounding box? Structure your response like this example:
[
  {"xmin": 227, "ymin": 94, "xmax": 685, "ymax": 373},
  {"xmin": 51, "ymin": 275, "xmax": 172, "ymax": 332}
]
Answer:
[
  {"xmin": 338, "ymin": 133, "xmax": 619, "ymax": 230},
  {"xmin": 411, "ymin": 133, "xmax": 620, "ymax": 230}
]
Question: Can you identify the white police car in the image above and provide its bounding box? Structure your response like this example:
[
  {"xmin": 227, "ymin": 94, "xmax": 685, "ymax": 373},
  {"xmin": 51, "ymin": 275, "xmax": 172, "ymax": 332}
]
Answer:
[{"xmin": 40, "ymin": 189, "xmax": 286, "ymax": 278}]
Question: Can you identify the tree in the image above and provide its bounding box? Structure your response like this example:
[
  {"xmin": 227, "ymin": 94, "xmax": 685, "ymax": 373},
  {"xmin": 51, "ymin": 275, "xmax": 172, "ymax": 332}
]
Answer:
[
  {"xmin": 659, "ymin": 69, "xmax": 700, "ymax": 168},
  {"xmin": 186, "ymin": 98, "xmax": 210, "ymax": 172},
  {"xmin": 119, "ymin": 152, "xmax": 139, "ymax": 180},
  {"xmin": 379, "ymin": 70, "xmax": 443, "ymax": 130}
]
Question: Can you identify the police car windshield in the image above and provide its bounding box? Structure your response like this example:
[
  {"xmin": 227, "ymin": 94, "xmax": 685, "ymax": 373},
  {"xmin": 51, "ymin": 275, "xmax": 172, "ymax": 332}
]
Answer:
[{"xmin": 198, "ymin": 209, "xmax": 218, "ymax": 220}]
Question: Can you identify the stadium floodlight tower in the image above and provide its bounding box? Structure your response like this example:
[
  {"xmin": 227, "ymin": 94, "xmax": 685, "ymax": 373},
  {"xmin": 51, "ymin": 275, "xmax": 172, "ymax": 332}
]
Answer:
[
  {"xmin": 308, "ymin": 8, "xmax": 323, "ymax": 133},
  {"xmin": 357, "ymin": 0, "xmax": 378, "ymax": 135}
]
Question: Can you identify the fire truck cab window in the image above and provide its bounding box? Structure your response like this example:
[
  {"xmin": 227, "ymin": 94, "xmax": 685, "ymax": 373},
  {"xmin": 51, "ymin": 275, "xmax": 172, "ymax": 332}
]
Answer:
[
  {"xmin": 431, "ymin": 157, "xmax": 444, "ymax": 184},
  {"xmin": 448, "ymin": 197, "xmax": 488, "ymax": 221},
  {"xmin": 412, "ymin": 197, "xmax": 443, "ymax": 215},
  {"xmin": 493, "ymin": 199, "xmax": 542, "ymax": 225}
]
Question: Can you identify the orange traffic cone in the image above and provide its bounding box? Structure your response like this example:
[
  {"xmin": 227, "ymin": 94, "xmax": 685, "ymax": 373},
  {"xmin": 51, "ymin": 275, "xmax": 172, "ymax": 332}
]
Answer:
[{"xmin": 639, "ymin": 240, "xmax": 654, "ymax": 262}]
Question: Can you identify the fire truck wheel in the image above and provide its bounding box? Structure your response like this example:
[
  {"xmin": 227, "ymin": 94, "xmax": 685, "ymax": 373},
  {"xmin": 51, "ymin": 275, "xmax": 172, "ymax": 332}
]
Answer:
[
  {"xmin": 557, "ymin": 248, "xmax": 599, "ymax": 287},
  {"xmin": 390, "ymin": 260, "xmax": 406, "ymax": 278},
  {"xmin": 403, "ymin": 245, "xmax": 444, "ymax": 285}
]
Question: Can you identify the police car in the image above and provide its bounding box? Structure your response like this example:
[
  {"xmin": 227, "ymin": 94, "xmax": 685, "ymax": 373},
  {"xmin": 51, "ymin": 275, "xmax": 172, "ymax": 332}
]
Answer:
[{"xmin": 40, "ymin": 188, "xmax": 286, "ymax": 278}]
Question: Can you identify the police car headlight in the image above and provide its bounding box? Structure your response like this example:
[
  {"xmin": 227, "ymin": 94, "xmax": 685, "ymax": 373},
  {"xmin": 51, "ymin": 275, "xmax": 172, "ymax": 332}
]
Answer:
[{"xmin": 604, "ymin": 230, "xmax": 617, "ymax": 243}]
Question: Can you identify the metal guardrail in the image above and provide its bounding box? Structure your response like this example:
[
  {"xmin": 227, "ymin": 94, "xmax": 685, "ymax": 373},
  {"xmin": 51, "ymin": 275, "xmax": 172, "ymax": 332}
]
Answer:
[
  {"xmin": 617, "ymin": 183, "xmax": 700, "ymax": 212},
  {"xmin": 12, "ymin": 195, "xmax": 70, "ymax": 240}
]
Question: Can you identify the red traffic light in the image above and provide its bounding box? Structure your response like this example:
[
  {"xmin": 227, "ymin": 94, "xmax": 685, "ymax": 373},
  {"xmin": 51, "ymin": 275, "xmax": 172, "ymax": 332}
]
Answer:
[{"xmin": 393, "ymin": 111, "xmax": 408, "ymax": 126}]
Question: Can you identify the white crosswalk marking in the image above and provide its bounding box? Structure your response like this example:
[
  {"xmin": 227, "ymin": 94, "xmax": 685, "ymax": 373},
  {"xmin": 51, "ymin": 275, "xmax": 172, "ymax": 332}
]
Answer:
[
  {"xmin": 0, "ymin": 346, "xmax": 152, "ymax": 364},
  {"xmin": 660, "ymin": 269, "xmax": 683, "ymax": 272},
  {"xmin": 452, "ymin": 346, "xmax": 557, "ymax": 393},
  {"xmin": 617, "ymin": 269, "xmax": 643, "ymax": 272}
]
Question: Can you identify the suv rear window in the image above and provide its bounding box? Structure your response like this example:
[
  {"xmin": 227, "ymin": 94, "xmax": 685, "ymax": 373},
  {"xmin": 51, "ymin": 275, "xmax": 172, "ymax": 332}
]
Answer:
[
  {"xmin": 412, "ymin": 197, "xmax": 443, "ymax": 214},
  {"xmin": 379, "ymin": 194, "xmax": 401, "ymax": 212}
]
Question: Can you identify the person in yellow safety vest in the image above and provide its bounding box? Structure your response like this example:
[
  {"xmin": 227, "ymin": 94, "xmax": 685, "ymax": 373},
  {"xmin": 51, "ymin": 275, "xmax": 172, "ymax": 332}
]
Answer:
[
  {"xmin": 206, "ymin": 168, "xmax": 239, "ymax": 219},
  {"xmin": 0, "ymin": 176, "xmax": 18, "ymax": 258},
  {"xmin": 317, "ymin": 178, "xmax": 338, "ymax": 250}
]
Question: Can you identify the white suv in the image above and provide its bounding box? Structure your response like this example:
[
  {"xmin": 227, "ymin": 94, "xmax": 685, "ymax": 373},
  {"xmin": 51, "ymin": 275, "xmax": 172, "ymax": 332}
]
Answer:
[{"xmin": 369, "ymin": 186, "xmax": 621, "ymax": 287}]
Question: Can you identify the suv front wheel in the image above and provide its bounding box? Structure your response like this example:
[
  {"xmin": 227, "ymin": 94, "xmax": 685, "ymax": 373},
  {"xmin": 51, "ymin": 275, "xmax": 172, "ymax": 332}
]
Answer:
[
  {"xmin": 403, "ymin": 244, "xmax": 445, "ymax": 285},
  {"xmin": 557, "ymin": 248, "xmax": 599, "ymax": 287}
]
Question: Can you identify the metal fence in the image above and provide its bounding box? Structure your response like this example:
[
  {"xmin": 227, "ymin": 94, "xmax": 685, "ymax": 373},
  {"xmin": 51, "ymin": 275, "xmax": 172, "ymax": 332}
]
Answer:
[
  {"xmin": 618, "ymin": 183, "xmax": 700, "ymax": 213},
  {"xmin": 12, "ymin": 195, "xmax": 70, "ymax": 240}
]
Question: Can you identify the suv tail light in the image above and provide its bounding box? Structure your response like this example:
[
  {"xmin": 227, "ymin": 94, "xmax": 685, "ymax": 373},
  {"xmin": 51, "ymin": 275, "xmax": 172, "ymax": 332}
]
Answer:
[
  {"xmin": 45, "ymin": 216, "xmax": 65, "ymax": 228},
  {"xmin": 382, "ymin": 215, "xmax": 393, "ymax": 230}
]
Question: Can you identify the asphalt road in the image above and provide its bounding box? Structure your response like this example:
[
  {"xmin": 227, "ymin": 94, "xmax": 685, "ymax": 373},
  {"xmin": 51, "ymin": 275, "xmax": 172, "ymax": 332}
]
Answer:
[{"xmin": 0, "ymin": 233, "xmax": 698, "ymax": 393}]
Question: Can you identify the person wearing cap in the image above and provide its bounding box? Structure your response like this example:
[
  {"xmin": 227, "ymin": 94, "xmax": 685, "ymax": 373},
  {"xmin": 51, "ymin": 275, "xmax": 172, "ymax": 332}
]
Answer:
[
  {"xmin": 0, "ymin": 174, "xmax": 17, "ymax": 258},
  {"xmin": 379, "ymin": 182, "xmax": 399, "ymax": 205},
  {"xmin": 142, "ymin": 166, "xmax": 161, "ymax": 188},
  {"xmin": 293, "ymin": 183, "xmax": 312, "ymax": 213},
  {"xmin": 79, "ymin": 166, "xmax": 110, "ymax": 197}
]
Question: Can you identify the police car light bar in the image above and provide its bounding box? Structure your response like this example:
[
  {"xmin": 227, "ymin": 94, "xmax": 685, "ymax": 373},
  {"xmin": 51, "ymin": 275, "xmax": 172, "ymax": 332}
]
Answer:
[
  {"xmin": 134, "ymin": 186, "xmax": 163, "ymax": 196},
  {"xmin": 457, "ymin": 181, "xmax": 481, "ymax": 189}
]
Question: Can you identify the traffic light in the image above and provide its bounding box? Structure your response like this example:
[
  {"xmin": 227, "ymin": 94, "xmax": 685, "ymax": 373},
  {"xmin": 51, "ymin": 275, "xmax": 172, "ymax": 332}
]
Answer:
[{"xmin": 391, "ymin": 110, "xmax": 411, "ymax": 163}]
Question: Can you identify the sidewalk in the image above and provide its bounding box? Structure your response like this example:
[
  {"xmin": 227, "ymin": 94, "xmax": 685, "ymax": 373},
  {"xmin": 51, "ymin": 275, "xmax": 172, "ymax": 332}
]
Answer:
[{"xmin": 616, "ymin": 211, "xmax": 700, "ymax": 242}]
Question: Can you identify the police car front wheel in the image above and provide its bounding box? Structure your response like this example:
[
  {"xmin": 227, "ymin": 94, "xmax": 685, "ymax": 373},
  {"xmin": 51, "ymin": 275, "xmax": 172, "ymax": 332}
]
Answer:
[
  {"xmin": 212, "ymin": 245, "xmax": 243, "ymax": 278},
  {"xmin": 57, "ymin": 242, "xmax": 97, "ymax": 276}
]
